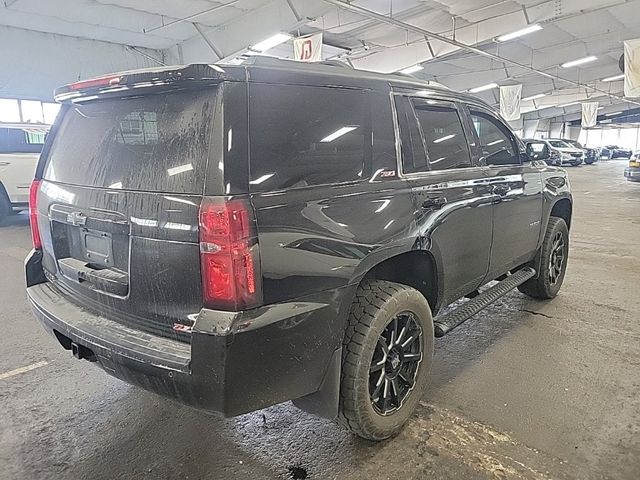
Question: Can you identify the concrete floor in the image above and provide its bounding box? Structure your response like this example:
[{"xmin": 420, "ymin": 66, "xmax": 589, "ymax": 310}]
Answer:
[{"xmin": 1, "ymin": 160, "xmax": 639, "ymax": 480}]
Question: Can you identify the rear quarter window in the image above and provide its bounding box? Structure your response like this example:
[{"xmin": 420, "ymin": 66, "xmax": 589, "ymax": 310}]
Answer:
[
  {"xmin": 248, "ymin": 84, "xmax": 372, "ymax": 192},
  {"xmin": 43, "ymin": 89, "xmax": 216, "ymax": 194}
]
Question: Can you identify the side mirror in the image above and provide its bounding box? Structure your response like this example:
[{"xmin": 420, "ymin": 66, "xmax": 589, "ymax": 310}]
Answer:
[{"xmin": 526, "ymin": 142, "xmax": 550, "ymax": 161}]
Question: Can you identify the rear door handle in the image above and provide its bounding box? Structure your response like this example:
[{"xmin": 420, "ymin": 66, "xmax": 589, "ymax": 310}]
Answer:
[
  {"xmin": 492, "ymin": 184, "xmax": 510, "ymax": 196},
  {"xmin": 0, "ymin": 161, "xmax": 10, "ymax": 166},
  {"xmin": 421, "ymin": 196, "xmax": 447, "ymax": 210}
]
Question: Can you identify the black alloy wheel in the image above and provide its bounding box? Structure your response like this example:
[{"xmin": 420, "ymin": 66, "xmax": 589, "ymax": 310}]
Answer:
[
  {"xmin": 369, "ymin": 312, "xmax": 422, "ymax": 415},
  {"xmin": 548, "ymin": 231, "xmax": 565, "ymax": 285},
  {"xmin": 517, "ymin": 217, "xmax": 569, "ymax": 299},
  {"xmin": 337, "ymin": 280, "xmax": 434, "ymax": 440}
]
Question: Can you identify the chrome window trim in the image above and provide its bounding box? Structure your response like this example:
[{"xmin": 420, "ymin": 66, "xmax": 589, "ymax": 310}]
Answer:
[{"xmin": 391, "ymin": 91, "xmax": 479, "ymax": 179}]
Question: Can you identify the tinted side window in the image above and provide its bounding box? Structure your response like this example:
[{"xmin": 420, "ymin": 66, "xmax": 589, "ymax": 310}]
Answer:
[
  {"xmin": 470, "ymin": 111, "xmax": 519, "ymax": 166},
  {"xmin": 411, "ymin": 100, "xmax": 471, "ymax": 171},
  {"xmin": 249, "ymin": 84, "xmax": 371, "ymax": 191}
]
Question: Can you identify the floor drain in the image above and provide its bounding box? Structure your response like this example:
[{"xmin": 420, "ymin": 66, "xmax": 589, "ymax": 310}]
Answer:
[{"xmin": 287, "ymin": 465, "xmax": 307, "ymax": 480}]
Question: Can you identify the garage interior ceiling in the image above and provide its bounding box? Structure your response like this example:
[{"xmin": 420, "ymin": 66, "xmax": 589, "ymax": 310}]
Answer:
[{"xmin": 2, "ymin": 0, "xmax": 639, "ymax": 126}]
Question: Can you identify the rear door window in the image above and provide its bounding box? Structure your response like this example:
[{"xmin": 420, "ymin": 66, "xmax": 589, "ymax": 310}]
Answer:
[
  {"xmin": 248, "ymin": 84, "xmax": 371, "ymax": 191},
  {"xmin": 43, "ymin": 89, "xmax": 216, "ymax": 194},
  {"xmin": 411, "ymin": 99, "xmax": 471, "ymax": 171}
]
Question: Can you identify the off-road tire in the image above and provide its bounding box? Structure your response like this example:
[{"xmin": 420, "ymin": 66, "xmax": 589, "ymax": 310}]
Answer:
[
  {"xmin": 337, "ymin": 280, "xmax": 434, "ymax": 440},
  {"xmin": 518, "ymin": 217, "xmax": 569, "ymax": 299}
]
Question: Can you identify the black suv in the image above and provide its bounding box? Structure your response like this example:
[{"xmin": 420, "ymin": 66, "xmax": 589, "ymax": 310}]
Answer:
[{"xmin": 26, "ymin": 58, "xmax": 572, "ymax": 440}]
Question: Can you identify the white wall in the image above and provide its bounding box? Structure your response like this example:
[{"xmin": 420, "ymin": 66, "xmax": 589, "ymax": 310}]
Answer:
[
  {"xmin": 579, "ymin": 128, "xmax": 640, "ymax": 151},
  {"xmin": 0, "ymin": 25, "xmax": 163, "ymax": 101}
]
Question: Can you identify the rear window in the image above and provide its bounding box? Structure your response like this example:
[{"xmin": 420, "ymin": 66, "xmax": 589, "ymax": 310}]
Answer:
[
  {"xmin": 548, "ymin": 140, "xmax": 568, "ymax": 148},
  {"xmin": 44, "ymin": 89, "xmax": 216, "ymax": 194},
  {"xmin": 248, "ymin": 84, "xmax": 371, "ymax": 192}
]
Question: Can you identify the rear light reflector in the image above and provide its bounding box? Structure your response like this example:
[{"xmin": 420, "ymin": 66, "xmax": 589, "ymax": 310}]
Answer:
[
  {"xmin": 29, "ymin": 179, "xmax": 42, "ymax": 250},
  {"xmin": 199, "ymin": 197, "xmax": 261, "ymax": 311}
]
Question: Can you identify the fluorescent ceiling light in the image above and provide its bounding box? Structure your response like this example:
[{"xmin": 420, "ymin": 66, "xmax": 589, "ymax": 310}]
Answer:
[
  {"xmin": 167, "ymin": 163, "xmax": 194, "ymax": 176},
  {"xmin": 560, "ymin": 56, "xmax": 597, "ymax": 68},
  {"xmin": 433, "ymin": 134, "xmax": 455, "ymax": 144},
  {"xmin": 605, "ymin": 111, "xmax": 623, "ymax": 116},
  {"xmin": 399, "ymin": 64, "xmax": 424, "ymax": 74},
  {"xmin": 249, "ymin": 33, "xmax": 292, "ymax": 52},
  {"xmin": 320, "ymin": 126, "xmax": 357, "ymax": 142},
  {"xmin": 602, "ymin": 74, "xmax": 624, "ymax": 82},
  {"xmin": 522, "ymin": 93, "xmax": 548, "ymax": 101},
  {"xmin": 559, "ymin": 102, "xmax": 579, "ymax": 108},
  {"xmin": 469, "ymin": 82, "xmax": 498, "ymax": 93},
  {"xmin": 497, "ymin": 24, "xmax": 542, "ymax": 42},
  {"xmin": 487, "ymin": 139, "xmax": 504, "ymax": 146}
]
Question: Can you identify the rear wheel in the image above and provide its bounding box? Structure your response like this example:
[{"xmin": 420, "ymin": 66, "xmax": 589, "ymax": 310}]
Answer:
[
  {"xmin": 518, "ymin": 217, "xmax": 569, "ymax": 299},
  {"xmin": 338, "ymin": 280, "xmax": 434, "ymax": 440},
  {"xmin": 0, "ymin": 184, "xmax": 11, "ymax": 223}
]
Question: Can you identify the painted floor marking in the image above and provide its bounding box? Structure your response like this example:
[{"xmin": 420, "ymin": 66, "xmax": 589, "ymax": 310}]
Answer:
[{"xmin": 0, "ymin": 360, "xmax": 49, "ymax": 380}]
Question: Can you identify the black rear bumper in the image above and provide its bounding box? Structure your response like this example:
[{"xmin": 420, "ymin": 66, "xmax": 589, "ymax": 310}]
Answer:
[{"xmin": 27, "ymin": 251, "xmax": 350, "ymax": 418}]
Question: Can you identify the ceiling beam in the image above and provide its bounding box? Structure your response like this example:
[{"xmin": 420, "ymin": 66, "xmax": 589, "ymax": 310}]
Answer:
[
  {"xmin": 192, "ymin": 22, "xmax": 223, "ymax": 59},
  {"xmin": 322, "ymin": 0, "xmax": 640, "ymax": 108},
  {"xmin": 143, "ymin": 0, "xmax": 241, "ymax": 34}
]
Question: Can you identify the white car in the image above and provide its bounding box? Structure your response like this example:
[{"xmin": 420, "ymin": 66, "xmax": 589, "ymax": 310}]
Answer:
[
  {"xmin": 0, "ymin": 126, "xmax": 44, "ymax": 220},
  {"xmin": 543, "ymin": 139, "xmax": 585, "ymax": 166}
]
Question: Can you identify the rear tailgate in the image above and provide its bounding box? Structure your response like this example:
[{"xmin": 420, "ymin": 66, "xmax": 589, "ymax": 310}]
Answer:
[{"xmin": 35, "ymin": 88, "xmax": 218, "ymax": 341}]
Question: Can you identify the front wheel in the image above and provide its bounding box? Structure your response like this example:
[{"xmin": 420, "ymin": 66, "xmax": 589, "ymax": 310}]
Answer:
[
  {"xmin": 338, "ymin": 280, "xmax": 434, "ymax": 440},
  {"xmin": 518, "ymin": 217, "xmax": 569, "ymax": 299}
]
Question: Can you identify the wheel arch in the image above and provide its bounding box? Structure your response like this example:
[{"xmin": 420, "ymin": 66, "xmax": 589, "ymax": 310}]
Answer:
[
  {"xmin": 359, "ymin": 250, "xmax": 439, "ymax": 314},
  {"xmin": 550, "ymin": 197, "xmax": 572, "ymax": 229}
]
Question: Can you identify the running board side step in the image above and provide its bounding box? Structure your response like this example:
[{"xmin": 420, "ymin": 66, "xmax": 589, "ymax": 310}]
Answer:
[{"xmin": 433, "ymin": 267, "xmax": 536, "ymax": 337}]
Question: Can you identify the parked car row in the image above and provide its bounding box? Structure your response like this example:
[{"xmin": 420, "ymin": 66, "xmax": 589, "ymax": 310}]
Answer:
[
  {"xmin": 519, "ymin": 137, "xmax": 637, "ymax": 168},
  {"xmin": 521, "ymin": 138, "xmax": 587, "ymax": 167},
  {"xmin": 600, "ymin": 145, "xmax": 634, "ymax": 160}
]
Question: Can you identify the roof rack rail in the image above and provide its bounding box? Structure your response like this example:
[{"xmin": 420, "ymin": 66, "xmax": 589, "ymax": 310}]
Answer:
[
  {"xmin": 242, "ymin": 55, "xmax": 352, "ymax": 69},
  {"xmin": 317, "ymin": 60, "xmax": 352, "ymax": 69}
]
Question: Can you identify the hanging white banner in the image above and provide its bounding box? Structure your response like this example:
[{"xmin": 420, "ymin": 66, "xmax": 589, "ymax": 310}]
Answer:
[
  {"xmin": 499, "ymin": 84, "xmax": 522, "ymax": 121},
  {"xmin": 582, "ymin": 102, "xmax": 599, "ymax": 128},
  {"xmin": 293, "ymin": 33, "xmax": 323, "ymax": 62},
  {"xmin": 624, "ymin": 39, "xmax": 640, "ymax": 97}
]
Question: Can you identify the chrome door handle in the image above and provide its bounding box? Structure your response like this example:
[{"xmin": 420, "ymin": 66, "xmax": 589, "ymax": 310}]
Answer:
[
  {"xmin": 421, "ymin": 197, "xmax": 447, "ymax": 210},
  {"xmin": 492, "ymin": 184, "xmax": 510, "ymax": 196}
]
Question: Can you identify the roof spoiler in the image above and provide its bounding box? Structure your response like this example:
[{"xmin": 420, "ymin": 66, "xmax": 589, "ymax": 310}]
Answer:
[{"xmin": 54, "ymin": 64, "xmax": 228, "ymax": 103}]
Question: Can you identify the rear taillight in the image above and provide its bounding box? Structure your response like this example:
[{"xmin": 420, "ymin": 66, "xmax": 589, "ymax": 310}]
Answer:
[
  {"xmin": 29, "ymin": 179, "xmax": 42, "ymax": 250},
  {"xmin": 199, "ymin": 197, "xmax": 261, "ymax": 311}
]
